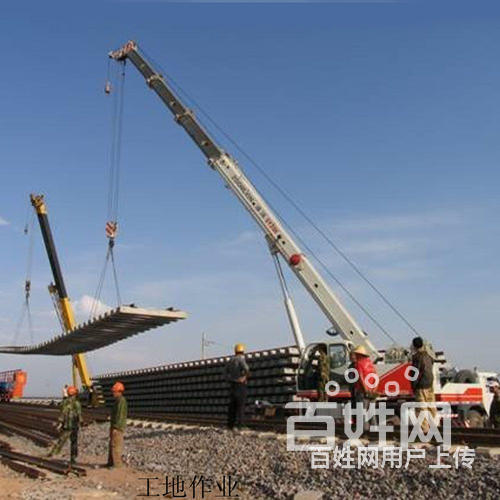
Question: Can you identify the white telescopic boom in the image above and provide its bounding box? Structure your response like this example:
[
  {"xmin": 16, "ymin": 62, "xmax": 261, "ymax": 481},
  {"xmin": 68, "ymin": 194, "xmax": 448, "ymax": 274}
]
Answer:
[{"xmin": 109, "ymin": 41, "xmax": 378, "ymax": 358}]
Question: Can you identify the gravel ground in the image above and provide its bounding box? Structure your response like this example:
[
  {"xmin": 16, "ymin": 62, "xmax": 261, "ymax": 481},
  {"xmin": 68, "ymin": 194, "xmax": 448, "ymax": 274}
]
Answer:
[
  {"xmin": 0, "ymin": 432, "xmax": 144, "ymax": 499},
  {"xmin": 75, "ymin": 422, "xmax": 500, "ymax": 499}
]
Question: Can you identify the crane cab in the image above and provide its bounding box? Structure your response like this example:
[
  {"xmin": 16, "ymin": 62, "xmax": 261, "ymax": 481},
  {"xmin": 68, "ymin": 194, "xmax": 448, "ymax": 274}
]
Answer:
[
  {"xmin": 297, "ymin": 341, "xmax": 354, "ymax": 400},
  {"xmin": 296, "ymin": 341, "xmax": 414, "ymax": 402}
]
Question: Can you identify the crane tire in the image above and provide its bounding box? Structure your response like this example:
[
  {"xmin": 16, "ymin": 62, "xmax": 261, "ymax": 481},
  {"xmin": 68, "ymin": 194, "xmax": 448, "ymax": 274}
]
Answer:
[{"xmin": 465, "ymin": 409, "xmax": 485, "ymax": 428}]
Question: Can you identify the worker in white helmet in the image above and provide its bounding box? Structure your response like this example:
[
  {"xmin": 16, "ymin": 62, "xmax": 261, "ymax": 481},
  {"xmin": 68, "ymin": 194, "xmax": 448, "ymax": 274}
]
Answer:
[{"xmin": 225, "ymin": 343, "xmax": 250, "ymax": 430}]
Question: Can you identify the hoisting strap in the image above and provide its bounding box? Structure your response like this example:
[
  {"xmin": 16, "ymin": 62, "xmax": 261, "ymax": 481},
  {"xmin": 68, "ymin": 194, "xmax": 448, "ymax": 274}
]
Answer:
[{"xmin": 88, "ymin": 238, "xmax": 122, "ymax": 320}]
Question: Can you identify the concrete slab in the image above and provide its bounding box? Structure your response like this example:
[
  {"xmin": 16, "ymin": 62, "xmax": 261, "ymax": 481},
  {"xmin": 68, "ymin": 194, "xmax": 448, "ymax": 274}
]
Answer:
[
  {"xmin": 0, "ymin": 306, "xmax": 187, "ymax": 355},
  {"xmin": 343, "ymin": 438, "xmax": 369, "ymax": 448},
  {"xmin": 294, "ymin": 491, "xmax": 324, "ymax": 500},
  {"xmin": 239, "ymin": 429, "xmax": 256, "ymax": 436},
  {"xmin": 258, "ymin": 432, "xmax": 276, "ymax": 439},
  {"xmin": 476, "ymin": 447, "xmax": 500, "ymax": 457}
]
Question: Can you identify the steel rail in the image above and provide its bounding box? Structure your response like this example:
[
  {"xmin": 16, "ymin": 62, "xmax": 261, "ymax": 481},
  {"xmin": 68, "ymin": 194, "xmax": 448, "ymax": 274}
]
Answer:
[
  {"xmin": 124, "ymin": 411, "xmax": 500, "ymax": 447},
  {"xmin": 0, "ymin": 455, "xmax": 47, "ymax": 479},
  {"xmin": 0, "ymin": 420, "xmax": 53, "ymax": 447},
  {"xmin": 0, "ymin": 448, "xmax": 86, "ymax": 476},
  {"xmin": 5, "ymin": 401, "xmax": 500, "ymax": 448}
]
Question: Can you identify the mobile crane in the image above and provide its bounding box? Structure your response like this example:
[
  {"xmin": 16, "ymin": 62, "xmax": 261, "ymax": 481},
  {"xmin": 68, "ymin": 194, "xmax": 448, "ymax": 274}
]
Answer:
[
  {"xmin": 30, "ymin": 194, "xmax": 100, "ymax": 405},
  {"xmin": 108, "ymin": 41, "xmax": 496, "ymax": 425}
]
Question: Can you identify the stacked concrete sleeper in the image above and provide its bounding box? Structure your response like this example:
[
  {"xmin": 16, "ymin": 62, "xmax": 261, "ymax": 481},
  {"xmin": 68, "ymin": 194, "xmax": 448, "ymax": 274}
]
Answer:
[{"xmin": 94, "ymin": 346, "xmax": 300, "ymax": 415}]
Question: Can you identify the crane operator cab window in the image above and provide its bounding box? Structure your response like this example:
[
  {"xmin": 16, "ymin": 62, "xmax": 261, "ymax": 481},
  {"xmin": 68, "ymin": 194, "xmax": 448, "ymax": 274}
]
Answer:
[
  {"xmin": 297, "ymin": 342, "xmax": 350, "ymax": 393},
  {"xmin": 329, "ymin": 344, "xmax": 347, "ymax": 370},
  {"xmin": 328, "ymin": 343, "xmax": 350, "ymax": 388}
]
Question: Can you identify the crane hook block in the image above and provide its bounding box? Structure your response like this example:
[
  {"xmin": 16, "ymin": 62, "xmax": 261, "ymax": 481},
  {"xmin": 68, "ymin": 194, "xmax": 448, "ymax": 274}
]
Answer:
[
  {"xmin": 105, "ymin": 81, "xmax": 112, "ymax": 94},
  {"xmin": 105, "ymin": 221, "xmax": 118, "ymax": 239}
]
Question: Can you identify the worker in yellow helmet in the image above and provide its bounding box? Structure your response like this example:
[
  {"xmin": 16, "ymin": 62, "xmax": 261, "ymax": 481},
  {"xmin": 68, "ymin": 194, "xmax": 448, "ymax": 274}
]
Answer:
[
  {"xmin": 225, "ymin": 344, "xmax": 250, "ymax": 430},
  {"xmin": 107, "ymin": 381, "xmax": 127, "ymax": 468}
]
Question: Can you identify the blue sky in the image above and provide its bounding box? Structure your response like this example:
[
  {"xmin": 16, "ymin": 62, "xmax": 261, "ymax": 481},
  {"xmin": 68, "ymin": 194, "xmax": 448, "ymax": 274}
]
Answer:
[{"xmin": 1, "ymin": 1, "xmax": 498, "ymax": 395}]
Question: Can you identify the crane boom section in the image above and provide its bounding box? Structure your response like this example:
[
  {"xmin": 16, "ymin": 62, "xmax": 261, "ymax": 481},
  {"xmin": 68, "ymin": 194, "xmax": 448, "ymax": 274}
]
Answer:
[
  {"xmin": 30, "ymin": 195, "xmax": 93, "ymax": 389},
  {"xmin": 110, "ymin": 41, "xmax": 378, "ymax": 357}
]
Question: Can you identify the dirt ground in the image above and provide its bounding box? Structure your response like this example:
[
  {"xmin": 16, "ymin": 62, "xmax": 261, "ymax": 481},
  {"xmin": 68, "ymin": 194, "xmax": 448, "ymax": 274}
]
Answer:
[
  {"xmin": 0, "ymin": 453, "xmax": 154, "ymax": 499},
  {"xmin": 0, "ymin": 448, "xmax": 227, "ymax": 499}
]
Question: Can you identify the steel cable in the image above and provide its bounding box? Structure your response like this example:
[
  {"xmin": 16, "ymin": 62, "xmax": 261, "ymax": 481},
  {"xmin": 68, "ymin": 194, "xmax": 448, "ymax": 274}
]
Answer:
[{"xmin": 136, "ymin": 47, "xmax": 417, "ymax": 342}]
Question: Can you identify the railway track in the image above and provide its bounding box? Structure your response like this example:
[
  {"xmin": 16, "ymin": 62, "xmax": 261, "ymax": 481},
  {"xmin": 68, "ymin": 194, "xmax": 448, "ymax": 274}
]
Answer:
[
  {"xmin": 3, "ymin": 401, "xmax": 499, "ymax": 450},
  {"xmin": 0, "ymin": 432, "xmax": 85, "ymax": 478},
  {"xmin": 123, "ymin": 409, "xmax": 500, "ymax": 448},
  {"xmin": 0, "ymin": 402, "xmax": 104, "ymax": 477}
]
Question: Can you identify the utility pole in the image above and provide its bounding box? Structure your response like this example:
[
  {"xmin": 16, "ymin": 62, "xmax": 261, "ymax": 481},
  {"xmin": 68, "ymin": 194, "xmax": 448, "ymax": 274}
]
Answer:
[{"xmin": 201, "ymin": 333, "xmax": 216, "ymax": 359}]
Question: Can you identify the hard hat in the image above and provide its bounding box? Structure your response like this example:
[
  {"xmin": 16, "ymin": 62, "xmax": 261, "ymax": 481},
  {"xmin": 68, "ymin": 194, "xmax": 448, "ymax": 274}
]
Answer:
[
  {"xmin": 352, "ymin": 345, "xmax": 369, "ymax": 357},
  {"xmin": 111, "ymin": 381, "xmax": 125, "ymax": 393},
  {"xmin": 234, "ymin": 343, "xmax": 245, "ymax": 354},
  {"xmin": 67, "ymin": 386, "xmax": 78, "ymax": 396}
]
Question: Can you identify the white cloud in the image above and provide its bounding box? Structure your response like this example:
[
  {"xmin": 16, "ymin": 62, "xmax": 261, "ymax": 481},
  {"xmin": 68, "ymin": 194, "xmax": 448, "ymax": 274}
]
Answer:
[
  {"xmin": 73, "ymin": 295, "xmax": 112, "ymax": 320},
  {"xmin": 302, "ymin": 208, "xmax": 468, "ymax": 285},
  {"xmin": 211, "ymin": 230, "xmax": 261, "ymax": 257},
  {"xmin": 368, "ymin": 261, "xmax": 432, "ymax": 282},
  {"xmin": 91, "ymin": 348, "xmax": 152, "ymax": 369},
  {"xmin": 222, "ymin": 229, "xmax": 259, "ymax": 248},
  {"xmin": 344, "ymin": 238, "xmax": 417, "ymax": 257},
  {"xmin": 334, "ymin": 210, "xmax": 462, "ymax": 233},
  {"xmin": 0, "ymin": 216, "xmax": 9, "ymax": 226}
]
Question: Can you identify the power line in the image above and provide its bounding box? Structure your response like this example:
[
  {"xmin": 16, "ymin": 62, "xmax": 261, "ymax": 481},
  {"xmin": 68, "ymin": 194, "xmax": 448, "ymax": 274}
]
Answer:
[
  {"xmin": 174, "ymin": 86, "xmax": 419, "ymax": 340},
  {"xmin": 141, "ymin": 53, "xmax": 419, "ymax": 341}
]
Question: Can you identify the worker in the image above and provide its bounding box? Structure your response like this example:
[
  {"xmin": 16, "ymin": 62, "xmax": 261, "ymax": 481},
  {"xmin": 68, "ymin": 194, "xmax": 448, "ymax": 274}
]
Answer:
[
  {"xmin": 47, "ymin": 385, "xmax": 82, "ymax": 466},
  {"xmin": 411, "ymin": 336, "xmax": 437, "ymax": 433},
  {"xmin": 489, "ymin": 384, "xmax": 500, "ymax": 429},
  {"xmin": 316, "ymin": 344, "xmax": 330, "ymax": 402},
  {"xmin": 108, "ymin": 381, "xmax": 128, "ymax": 468},
  {"xmin": 225, "ymin": 343, "xmax": 250, "ymax": 430},
  {"xmin": 352, "ymin": 345, "xmax": 378, "ymax": 432}
]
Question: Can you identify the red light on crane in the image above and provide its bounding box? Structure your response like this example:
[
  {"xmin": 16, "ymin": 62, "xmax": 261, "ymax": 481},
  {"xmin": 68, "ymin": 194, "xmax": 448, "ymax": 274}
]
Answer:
[{"xmin": 289, "ymin": 254, "xmax": 302, "ymax": 266}]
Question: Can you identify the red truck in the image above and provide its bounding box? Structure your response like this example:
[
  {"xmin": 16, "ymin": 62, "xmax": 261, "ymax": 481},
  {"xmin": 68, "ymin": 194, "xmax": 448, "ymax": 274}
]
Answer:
[{"xmin": 0, "ymin": 370, "xmax": 27, "ymax": 402}]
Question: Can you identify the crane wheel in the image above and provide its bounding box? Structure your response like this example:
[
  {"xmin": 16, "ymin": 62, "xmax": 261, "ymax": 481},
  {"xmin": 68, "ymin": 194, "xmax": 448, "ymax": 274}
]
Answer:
[{"xmin": 465, "ymin": 409, "xmax": 484, "ymax": 428}]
